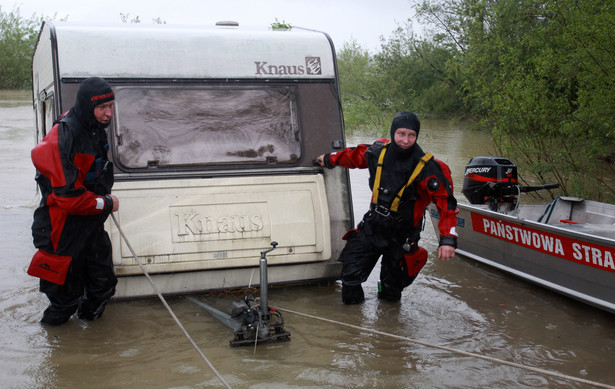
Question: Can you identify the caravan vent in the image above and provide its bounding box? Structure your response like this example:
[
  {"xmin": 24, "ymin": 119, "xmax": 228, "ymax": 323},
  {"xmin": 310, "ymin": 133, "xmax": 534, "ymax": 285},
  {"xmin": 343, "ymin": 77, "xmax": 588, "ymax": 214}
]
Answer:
[{"xmin": 216, "ymin": 21, "xmax": 239, "ymax": 27}]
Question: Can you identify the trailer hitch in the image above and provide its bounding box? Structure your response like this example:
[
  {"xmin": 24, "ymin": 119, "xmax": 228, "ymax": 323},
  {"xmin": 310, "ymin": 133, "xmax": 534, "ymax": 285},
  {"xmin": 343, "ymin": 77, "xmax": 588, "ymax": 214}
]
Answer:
[{"xmin": 188, "ymin": 241, "xmax": 291, "ymax": 347}]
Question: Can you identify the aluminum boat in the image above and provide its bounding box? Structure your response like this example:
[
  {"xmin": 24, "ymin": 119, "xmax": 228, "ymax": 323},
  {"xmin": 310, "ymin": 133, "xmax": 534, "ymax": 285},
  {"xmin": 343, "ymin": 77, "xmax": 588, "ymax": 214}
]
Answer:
[{"xmin": 428, "ymin": 156, "xmax": 615, "ymax": 313}]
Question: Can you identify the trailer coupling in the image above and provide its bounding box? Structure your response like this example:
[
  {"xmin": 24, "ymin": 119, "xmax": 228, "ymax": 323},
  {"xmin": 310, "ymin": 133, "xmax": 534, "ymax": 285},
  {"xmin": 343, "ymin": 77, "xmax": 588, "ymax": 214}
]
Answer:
[{"xmin": 187, "ymin": 242, "xmax": 291, "ymax": 347}]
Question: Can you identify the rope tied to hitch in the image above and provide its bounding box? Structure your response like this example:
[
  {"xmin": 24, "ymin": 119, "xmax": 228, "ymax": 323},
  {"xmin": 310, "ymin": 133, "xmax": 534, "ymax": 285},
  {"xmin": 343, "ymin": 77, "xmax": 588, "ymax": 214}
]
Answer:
[{"xmin": 111, "ymin": 214, "xmax": 233, "ymax": 389}]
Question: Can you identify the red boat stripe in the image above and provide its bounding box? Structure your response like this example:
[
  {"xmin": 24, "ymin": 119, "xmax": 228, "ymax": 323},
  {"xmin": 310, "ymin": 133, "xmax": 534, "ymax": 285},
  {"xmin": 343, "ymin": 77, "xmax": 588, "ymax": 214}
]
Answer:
[{"xmin": 470, "ymin": 212, "xmax": 615, "ymax": 274}]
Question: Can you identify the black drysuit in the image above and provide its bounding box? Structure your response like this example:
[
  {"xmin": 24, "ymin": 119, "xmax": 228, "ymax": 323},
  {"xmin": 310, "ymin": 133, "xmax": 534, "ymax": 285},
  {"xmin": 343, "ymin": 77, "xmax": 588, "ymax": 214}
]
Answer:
[
  {"xmin": 30, "ymin": 77, "xmax": 117, "ymax": 325},
  {"xmin": 324, "ymin": 139, "xmax": 458, "ymax": 303}
]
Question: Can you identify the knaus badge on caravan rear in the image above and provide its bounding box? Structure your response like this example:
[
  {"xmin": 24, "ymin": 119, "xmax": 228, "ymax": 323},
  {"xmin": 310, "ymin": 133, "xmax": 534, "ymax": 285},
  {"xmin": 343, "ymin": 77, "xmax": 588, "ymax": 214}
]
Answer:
[
  {"xmin": 254, "ymin": 57, "xmax": 322, "ymax": 76},
  {"xmin": 171, "ymin": 202, "xmax": 270, "ymax": 242}
]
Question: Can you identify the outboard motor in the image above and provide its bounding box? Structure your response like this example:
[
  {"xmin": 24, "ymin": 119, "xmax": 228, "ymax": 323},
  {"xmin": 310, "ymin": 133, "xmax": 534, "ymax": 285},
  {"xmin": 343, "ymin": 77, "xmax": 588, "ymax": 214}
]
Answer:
[
  {"xmin": 462, "ymin": 156, "xmax": 519, "ymax": 209},
  {"xmin": 462, "ymin": 156, "xmax": 559, "ymax": 210}
]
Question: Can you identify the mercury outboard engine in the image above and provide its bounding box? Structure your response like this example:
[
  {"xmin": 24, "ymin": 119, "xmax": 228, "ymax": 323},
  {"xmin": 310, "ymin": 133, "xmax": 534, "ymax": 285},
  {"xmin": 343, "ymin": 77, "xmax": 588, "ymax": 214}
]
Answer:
[
  {"xmin": 462, "ymin": 156, "xmax": 559, "ymax": 210},
  {"xmin": 462, "ymin": 156, "xmax": 519, "ymax": 209}
]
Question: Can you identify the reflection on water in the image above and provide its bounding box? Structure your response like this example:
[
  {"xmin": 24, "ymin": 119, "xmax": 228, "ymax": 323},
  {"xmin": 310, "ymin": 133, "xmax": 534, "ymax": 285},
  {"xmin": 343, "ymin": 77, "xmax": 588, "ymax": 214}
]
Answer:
[{"xmin": 1, "ymin": 90, "xmax": 614, "ymax": 388}]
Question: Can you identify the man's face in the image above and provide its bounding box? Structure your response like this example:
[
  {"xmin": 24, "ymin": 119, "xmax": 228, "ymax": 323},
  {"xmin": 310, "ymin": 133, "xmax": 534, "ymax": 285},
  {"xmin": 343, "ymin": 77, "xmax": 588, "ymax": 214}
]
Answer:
[
  {"xmin": 93, "ymin": 101, "xmax": 114, "ymax": 125},
  {"xmin": 393, "ymin": 127, "xmax": 417, "ymax": 149}
]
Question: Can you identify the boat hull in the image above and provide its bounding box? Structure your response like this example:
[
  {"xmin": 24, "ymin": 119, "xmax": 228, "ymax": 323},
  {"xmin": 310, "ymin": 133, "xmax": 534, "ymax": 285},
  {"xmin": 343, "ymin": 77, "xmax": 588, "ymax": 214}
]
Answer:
[{"xmin": 428, "ymin": 203, "xmax": 615, "ymax": 314}]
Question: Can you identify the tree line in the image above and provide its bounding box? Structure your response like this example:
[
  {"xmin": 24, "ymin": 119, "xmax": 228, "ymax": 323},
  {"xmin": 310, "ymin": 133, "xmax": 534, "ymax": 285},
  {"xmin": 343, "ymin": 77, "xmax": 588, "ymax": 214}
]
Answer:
[
  {"xmin": 340, "ymin": 0, "xmax": 614, "ymax": 202},
  {"xmin": 1, "ymin": 2, "xmax": 614, "ymax": 202},
  {"xmin": 0, "ymin": 6, "xmax": 50, "ymax": 89}
]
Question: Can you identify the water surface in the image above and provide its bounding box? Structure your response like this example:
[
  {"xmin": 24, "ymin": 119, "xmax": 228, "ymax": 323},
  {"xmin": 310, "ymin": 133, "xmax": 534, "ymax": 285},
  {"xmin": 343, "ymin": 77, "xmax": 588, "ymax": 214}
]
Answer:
[{"xmin": 1, "ymin": 90, "xmax": 613, "ymax": 389}]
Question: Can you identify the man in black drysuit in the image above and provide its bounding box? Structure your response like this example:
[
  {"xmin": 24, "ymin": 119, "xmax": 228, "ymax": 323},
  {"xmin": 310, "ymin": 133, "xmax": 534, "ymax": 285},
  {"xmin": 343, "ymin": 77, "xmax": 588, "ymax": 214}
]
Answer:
[
  {"xmin": 316, "ymin": 112, "xmax": 458, "ymax": 304},
  {"xmin": 29, "ymin": 77, "xmax": 120, "ymax": 325}
]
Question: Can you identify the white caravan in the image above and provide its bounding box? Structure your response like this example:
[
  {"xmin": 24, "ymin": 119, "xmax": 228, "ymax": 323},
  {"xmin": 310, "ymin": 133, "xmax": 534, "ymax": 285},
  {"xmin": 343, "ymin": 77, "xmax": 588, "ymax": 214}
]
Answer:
[{"xmin": 31, "ymin": 21, "xmax": 353, "ymax": 298}]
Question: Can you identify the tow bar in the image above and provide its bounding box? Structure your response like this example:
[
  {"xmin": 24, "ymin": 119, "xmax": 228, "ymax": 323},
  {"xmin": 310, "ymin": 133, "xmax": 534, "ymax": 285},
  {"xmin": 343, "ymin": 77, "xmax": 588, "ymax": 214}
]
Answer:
[{"xmin": 187, "ymin": 242, "xmax": 291, "ymax": 347}]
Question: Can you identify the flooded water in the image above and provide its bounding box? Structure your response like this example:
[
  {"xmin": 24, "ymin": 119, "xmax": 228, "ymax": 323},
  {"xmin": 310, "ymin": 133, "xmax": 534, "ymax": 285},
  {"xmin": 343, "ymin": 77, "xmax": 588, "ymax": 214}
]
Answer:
[{"xmin": 1, "ymin": 89, "xmax": 614, "ymax": 389}]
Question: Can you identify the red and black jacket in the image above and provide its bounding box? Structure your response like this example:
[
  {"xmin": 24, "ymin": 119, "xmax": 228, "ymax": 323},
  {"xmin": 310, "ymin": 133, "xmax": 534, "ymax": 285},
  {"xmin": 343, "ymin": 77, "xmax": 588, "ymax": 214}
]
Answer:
[
  {"xmin": 324, "ymin": 139, "xmax": 459, "ymax": 248},
  {"xmin": 31, "ymin": 112, "xmax": 114, "ymax": 257}
]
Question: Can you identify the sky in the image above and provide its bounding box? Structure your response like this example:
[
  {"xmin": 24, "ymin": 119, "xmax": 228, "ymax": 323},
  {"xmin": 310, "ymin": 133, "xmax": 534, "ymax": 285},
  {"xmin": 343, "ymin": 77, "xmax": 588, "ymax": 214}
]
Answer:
[{"xmin": 10, "ymin": 0, "xmax": 416, "ymax": 52}]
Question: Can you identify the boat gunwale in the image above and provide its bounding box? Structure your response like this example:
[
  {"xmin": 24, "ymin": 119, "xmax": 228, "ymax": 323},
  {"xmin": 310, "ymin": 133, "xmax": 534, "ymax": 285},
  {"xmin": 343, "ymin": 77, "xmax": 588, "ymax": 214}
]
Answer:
[{"xmin": 455, "ymin": 202, "xmax": 615, "ymax": 246}]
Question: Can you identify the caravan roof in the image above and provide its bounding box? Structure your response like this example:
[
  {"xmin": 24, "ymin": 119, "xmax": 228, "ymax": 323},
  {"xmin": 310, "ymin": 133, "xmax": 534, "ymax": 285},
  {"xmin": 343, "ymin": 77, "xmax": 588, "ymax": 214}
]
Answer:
[{"xmin": 41, "ymin": 21, "xmax": 337, "ymax": 80}]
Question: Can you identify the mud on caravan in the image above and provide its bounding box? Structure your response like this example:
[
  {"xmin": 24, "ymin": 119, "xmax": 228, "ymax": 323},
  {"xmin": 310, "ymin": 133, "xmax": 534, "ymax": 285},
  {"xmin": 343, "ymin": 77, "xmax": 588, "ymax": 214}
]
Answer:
[{"xmin": 31, "ymin": 21, "xmax": 353, "ymax": 298}]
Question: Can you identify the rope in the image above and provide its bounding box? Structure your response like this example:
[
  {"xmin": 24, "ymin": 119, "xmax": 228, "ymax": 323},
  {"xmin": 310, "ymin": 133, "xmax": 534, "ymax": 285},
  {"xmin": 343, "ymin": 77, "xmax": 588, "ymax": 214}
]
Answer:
[
  {"xmin": 111, "ymin": 214, "xmax": 232, "ymax": 389},
  {"xmin": 111, "ymin": 209, "xmax": 611, "ymax": 389},
  {"xmin": 274, "ymin": 306, "xmax": 615, "ymax": 389}
]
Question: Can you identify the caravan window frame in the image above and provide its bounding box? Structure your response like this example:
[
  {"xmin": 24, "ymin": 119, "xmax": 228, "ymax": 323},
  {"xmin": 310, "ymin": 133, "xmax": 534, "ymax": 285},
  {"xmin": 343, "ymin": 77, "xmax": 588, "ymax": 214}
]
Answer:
[{"xmin": 111, "ymin": 84, "xmax": 302, "ymax": 171}]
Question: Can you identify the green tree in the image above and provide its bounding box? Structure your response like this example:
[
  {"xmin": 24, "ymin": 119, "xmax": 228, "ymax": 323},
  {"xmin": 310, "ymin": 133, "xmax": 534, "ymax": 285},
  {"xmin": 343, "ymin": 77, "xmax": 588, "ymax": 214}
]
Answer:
[
  {"xmin": 416, "ymin": 0, "xmax": 615, "ymax": 202},
  {"xmin": 0, "ymin": 6, "xmax": 47, "ymax": 89},
  {"xmin": 337, "ymin": 40, "xmax": 391, "ymax": 134},
  {"xmin": 337, "ymin": 27, "xmax": 466, "ymax": 136},
  {"xmin": 375, "ymin": 22, "xmax": 465, "ymax": 118}
]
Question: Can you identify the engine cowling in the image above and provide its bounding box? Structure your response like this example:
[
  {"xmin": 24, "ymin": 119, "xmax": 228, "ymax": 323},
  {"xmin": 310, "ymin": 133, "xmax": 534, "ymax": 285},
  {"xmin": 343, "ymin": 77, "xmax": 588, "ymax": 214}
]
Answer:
[{"xmin": 462, "ymin": 156, "xmax": 519, "ymax": 204}]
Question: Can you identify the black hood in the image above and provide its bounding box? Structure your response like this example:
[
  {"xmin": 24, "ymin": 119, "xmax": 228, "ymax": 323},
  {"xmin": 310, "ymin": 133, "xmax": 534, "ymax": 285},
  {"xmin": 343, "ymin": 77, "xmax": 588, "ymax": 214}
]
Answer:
[
  {"xmin": 389, "ymin": 111, "xmax": 420, "ymax": 157},
  {"xmin": 71, "ymin": 77, "xmax": 115, "ymax": 130},
  {"xmin": 389, "ymin": 111, "xmax": 420, "ymax": 139}
]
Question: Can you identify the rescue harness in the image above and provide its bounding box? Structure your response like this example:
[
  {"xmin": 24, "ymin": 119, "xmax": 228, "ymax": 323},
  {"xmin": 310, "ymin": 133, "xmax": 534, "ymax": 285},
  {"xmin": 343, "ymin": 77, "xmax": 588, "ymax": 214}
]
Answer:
[{"xmin": 371, "ymin": 142, "xmax": 433, "ymax": 216}]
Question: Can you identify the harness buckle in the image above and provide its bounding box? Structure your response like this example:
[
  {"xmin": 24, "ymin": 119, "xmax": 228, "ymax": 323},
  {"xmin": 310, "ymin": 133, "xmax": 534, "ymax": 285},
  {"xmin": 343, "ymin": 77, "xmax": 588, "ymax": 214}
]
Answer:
[{"xmin": 373, "ymin": 204, "xmax": 391, "ymax": 217}]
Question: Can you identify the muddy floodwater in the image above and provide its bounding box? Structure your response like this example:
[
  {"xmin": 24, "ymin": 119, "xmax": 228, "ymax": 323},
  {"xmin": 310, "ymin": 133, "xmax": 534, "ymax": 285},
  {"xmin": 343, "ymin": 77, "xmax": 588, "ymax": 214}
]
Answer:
[{"xmin": 1, "ymin": 90, "xmax": 614, "ymax": 389}]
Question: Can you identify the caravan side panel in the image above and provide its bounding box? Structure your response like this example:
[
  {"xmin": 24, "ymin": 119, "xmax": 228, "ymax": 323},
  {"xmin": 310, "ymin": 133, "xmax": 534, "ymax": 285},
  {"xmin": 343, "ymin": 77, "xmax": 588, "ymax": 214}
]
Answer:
[{"xmin": 31, "ymin": 23, "xmax": 58, "ymax": 141}]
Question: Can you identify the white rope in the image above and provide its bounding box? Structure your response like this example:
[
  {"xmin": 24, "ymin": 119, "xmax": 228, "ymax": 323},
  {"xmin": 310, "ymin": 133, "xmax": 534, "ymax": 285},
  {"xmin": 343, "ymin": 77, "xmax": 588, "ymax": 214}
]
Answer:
[
  {"xmin": 111, "ymin": 214, "xmax": 232, "ymax": 389},
  {"xmin": 275, "ymin": 306, "xmax": 615, "ymax": 389}
]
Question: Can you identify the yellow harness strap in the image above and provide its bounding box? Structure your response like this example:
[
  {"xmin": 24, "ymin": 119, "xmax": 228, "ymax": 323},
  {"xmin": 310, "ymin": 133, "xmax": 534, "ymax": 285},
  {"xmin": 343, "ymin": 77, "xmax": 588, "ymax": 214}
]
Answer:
[
  {"xmin": 371, "ymin": 144, "xmax": 433, "ymax": 213},
  {"xmin": 371, "ymin": 143, "xmax": 390, "ymax": 206}
]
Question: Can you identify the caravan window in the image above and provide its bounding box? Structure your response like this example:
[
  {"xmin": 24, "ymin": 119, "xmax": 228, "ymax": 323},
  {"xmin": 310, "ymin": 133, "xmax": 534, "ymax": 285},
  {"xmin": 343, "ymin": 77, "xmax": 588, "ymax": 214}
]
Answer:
[{"xmin": 113, "ymin": 86, "xmax": 300, "ymax": 169}]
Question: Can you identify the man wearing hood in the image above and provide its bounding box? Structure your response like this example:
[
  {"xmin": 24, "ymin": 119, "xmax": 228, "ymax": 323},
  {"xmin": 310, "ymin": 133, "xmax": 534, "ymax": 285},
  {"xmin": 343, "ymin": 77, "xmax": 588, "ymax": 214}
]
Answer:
[
  {"xmin": 316, "ymin": 111, "xmax": 458, "ymax": 304},
  {"xmin": 29, "ymin": 77, "xmax": 120, "ymax": 325}
]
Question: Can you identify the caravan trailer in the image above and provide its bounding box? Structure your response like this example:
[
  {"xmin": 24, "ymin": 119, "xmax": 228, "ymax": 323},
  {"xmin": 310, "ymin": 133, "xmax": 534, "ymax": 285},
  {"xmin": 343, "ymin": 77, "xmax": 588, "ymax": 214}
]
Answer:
[{"xmin": 31, "ymin": 21, "xmax": 352, "ymax": 298}]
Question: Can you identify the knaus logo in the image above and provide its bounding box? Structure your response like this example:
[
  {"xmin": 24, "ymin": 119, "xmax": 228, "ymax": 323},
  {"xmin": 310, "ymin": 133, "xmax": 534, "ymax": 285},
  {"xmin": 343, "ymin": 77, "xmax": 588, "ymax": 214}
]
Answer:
[
  {"xmin": 170, "ymin": 202, "xmax": 270, "ymax": 242},
  {"xmin": 255, "ymin": 57, "xmax": 322, "ymax": 76},
  {"xmin": 305, "ymin": 57, "xmax": 322, "ymax": 74}
]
